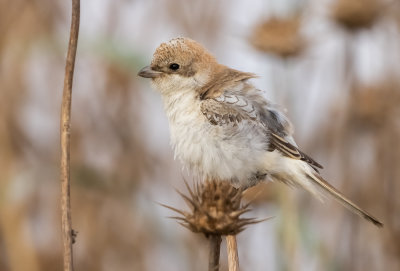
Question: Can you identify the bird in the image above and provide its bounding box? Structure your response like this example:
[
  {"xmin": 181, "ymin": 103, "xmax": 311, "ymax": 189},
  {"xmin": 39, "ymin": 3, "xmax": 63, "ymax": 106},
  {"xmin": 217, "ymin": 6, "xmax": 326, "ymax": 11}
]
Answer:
[{"xmin": 138, "ymin": 37, "xmax": 383, "ymax": 227}]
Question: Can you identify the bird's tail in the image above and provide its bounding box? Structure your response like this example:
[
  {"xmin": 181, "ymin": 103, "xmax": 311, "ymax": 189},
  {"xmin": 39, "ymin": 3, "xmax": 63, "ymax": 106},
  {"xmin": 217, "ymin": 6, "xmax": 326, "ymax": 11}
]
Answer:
[
  {"xmin": 305, "ymin": 171, "xmax": 383, "ymax": 227},
  {"xmin": 267, "ymin": 156, "xmax": 383, "ymax": 227}
]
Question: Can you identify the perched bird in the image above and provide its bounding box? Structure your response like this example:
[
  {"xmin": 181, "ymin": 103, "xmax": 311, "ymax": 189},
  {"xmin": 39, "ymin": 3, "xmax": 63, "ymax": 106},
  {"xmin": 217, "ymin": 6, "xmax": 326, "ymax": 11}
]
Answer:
[{"xmin": 138, "ymin": 37, "xmax": 382, "ymax": 227}]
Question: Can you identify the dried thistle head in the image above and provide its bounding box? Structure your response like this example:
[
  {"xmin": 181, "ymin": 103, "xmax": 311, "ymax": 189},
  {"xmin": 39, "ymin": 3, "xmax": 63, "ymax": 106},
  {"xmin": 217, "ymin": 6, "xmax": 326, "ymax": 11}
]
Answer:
[
  {"xmin": 349, "ymin": 81, "xmax": 400, "ymax": 129},
  {"xmin": 332, "ymin": 0, "xmax": 383, "ymax": 31},
  {"xmin": 163, "ymin": 180, "xmax": 262, "ymax": 236},
  {"xmin": 249, "ymin": 17, "xmax": 303, "ymax": 58}
]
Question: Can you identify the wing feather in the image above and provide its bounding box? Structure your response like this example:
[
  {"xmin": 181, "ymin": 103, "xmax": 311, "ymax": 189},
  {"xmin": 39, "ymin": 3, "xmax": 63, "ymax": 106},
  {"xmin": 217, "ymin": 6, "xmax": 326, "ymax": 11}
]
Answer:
[
  {"xmin": 201, "ymin": 89, "xmax": 322, "ymax": 170},
  {"xmin": 269, "ymin": 133, "xmax": 323, "ymax": 171}
]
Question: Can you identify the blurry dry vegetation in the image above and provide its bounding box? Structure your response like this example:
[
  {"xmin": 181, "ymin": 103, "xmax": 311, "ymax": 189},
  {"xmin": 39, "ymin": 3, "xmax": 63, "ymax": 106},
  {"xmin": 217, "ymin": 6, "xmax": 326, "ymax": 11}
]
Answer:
[
  {"xmin": 250, "ymin": 16, "xmax": 303, "ymax": 58},
  {"xmin": 332, "ymin": 0, "xmax": 383, "ymax": 30},
  {"xmin": 0, "ymin": 0, "xmax": 400, "ymax": 271}
]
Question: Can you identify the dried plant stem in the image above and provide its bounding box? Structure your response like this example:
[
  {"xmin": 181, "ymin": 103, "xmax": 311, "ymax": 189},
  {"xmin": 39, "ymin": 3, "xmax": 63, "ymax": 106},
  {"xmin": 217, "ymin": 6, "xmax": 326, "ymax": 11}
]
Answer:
[
  {"xmin": 60, "ymin": 0, "xmax": 80, "ymax": 271},
  {"xmin": 226, "ymin": 235, "xmax": 239, "ymax": 271},
  {"xmin": 208, "ymin": 235, "xmax": 222, "ymax": 271}
]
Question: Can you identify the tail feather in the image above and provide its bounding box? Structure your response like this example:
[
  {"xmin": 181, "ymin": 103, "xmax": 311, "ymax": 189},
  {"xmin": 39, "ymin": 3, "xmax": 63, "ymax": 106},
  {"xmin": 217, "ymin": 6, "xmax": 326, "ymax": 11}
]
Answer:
[{"xmin": 306, "ymin": 172, "xmax": 383, "ymax": 227}]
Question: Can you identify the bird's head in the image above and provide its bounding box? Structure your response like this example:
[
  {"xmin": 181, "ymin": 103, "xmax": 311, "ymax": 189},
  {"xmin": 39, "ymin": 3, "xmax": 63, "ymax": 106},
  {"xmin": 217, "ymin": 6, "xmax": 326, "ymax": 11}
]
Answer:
[{"xmin": 138, "ymin": 37, "xmax": 219, "ymax": 95}]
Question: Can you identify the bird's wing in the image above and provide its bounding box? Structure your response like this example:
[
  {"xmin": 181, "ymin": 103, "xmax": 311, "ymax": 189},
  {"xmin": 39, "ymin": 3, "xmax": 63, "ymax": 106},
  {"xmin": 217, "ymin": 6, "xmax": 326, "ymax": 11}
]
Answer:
[
  {"xmin": 200, "ymin": 92, "xmax": 258, "ymax": 125},
  {"xmin": 268, "ymin": 132, "xmax": 323, "ymax": 170},
  {"xmin": 200, "ymin": 89, "xmax": 323, "ymax": 170},
  {"xmin": 257, "ymin": 102, "xmax": 323, "ymax": 170}
]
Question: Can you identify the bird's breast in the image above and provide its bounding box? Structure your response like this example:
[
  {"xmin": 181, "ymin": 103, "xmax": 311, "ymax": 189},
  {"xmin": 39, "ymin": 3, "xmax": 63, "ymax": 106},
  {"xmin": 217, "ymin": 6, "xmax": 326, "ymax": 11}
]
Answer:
[{"xmin": 162, "ymin": 89, "xmax": 268, "ymax": 186}]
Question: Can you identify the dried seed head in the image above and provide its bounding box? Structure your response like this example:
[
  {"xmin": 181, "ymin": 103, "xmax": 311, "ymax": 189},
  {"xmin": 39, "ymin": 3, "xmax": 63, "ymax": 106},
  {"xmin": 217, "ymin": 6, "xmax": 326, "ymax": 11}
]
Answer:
[
  {"xmin": 250, "ymin": 17, "xmax": 303, "ymax": 58},
  {"xmin": 332, "ymin": 0, "xmax": 383, "ymax": 31},
  {"xmin": 349, "ymin": 81, "xmax": 400, "ymax": 129},
  {"xmin": 164, "ymin": 180, "xmax": 262, "ymax": 236}
]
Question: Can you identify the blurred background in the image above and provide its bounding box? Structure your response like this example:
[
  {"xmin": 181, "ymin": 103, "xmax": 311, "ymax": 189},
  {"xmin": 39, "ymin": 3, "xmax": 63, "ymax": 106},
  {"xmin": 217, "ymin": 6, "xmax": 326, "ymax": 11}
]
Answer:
[{"xmin": 1, "ymin": 0, "xmax": 399, "ymax": 270}]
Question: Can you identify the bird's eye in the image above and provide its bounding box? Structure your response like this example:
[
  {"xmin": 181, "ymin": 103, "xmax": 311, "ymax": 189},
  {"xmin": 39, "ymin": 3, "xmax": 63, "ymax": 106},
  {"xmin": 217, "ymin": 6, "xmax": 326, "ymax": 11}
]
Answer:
[{"xmin": 169, "ymin": 63, "xmax": 180, "ymax": 70}]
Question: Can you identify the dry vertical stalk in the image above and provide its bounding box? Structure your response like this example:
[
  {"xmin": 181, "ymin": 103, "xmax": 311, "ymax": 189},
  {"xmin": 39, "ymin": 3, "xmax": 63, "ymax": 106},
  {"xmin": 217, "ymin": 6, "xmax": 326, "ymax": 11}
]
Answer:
[
  {"xmin": 208, "ymin": 235, "xmax": 222, "ymax": 271},
  {"xmin": 226, "ymin": 235, "xmax": 239, "ymax": 271},
  {"xmin": 60, "ymin": 0, "xmax": 80, "ymax": 271}
]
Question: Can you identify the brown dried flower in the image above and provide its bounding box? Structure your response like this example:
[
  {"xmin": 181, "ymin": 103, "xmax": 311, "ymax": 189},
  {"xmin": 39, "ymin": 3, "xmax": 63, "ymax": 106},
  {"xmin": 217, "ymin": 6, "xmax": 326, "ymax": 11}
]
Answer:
[
  {"xmin": 349, "ymin": 81, "xmax": 400, "ymax": 129},
  {"xmin": 332, "ymin": 0, "xmax": 383, "ymax": 31},
  {"xmin": 163, "ymin": 180, "xmax": 262, "ymax": 236},
  {"xmin": 249, "ymin": 17, "xmax": 303, "ymax": 58}
]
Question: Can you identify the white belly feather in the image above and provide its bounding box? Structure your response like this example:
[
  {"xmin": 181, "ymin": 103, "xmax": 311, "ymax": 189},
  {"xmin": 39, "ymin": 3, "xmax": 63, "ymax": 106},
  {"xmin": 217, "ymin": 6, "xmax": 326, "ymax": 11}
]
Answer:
[{"xmin": 162, "ymin": 88, "xmax": 269, "ymax": 187}]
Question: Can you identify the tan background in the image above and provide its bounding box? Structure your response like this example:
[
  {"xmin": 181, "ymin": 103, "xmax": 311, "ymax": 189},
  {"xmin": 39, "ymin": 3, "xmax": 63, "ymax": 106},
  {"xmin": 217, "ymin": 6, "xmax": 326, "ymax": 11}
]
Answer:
[{"xmin": 0, "ymin": 0, "xmax": 399, "ymax": 270}]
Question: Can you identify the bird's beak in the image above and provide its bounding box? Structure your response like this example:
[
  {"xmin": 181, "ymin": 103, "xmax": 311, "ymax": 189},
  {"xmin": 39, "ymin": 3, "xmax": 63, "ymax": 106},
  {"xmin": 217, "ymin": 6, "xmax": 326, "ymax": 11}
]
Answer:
[{"xmin": 137, "ymin": 66, "xmax": 162, "ymax": 78}]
